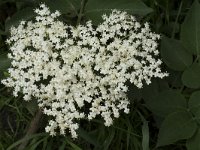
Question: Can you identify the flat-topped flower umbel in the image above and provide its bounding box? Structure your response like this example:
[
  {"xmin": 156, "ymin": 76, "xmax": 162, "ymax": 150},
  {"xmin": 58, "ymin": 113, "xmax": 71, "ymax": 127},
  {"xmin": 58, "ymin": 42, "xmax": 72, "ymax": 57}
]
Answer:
[{"xmin": 2, "ymin": 4, "xmax": 168, "ymax": 138}]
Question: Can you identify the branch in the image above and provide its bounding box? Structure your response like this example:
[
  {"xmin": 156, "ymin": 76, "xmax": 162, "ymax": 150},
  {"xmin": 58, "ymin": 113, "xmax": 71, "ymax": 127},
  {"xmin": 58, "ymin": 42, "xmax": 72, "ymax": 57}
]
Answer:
[{"xmin": 17, "ymin": 109, "xmax": 43, "ymax": 150}]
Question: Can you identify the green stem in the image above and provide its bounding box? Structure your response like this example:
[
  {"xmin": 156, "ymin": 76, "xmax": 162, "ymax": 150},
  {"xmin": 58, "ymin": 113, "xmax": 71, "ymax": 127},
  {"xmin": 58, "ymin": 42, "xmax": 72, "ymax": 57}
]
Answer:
[
  {"xmin": 17, "ymin": 109, "xmax": 43, "ymax": 150},
  {"xmin": 76, "ymin": 0, "xmax": 86, "ymax": 26},
  {"xmin": 194, "ymin": 55, "xmax": 200, "ymax": 63},
  {"xmin": 171, "ymin": 1, "xmax": 182, "ymax": 38}
]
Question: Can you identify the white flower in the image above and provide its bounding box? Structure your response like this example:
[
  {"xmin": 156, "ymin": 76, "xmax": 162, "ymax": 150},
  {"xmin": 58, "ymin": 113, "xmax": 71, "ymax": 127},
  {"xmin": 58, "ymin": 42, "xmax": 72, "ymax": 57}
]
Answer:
[{"xmin": 1, "ymin": 4, "xmax": 168, "ymax": 138}]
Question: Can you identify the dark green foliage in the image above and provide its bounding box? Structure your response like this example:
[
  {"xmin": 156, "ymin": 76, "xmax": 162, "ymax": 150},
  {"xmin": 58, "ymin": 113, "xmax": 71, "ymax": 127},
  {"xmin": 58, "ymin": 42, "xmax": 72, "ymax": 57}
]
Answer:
[
  {"xmin": 145, "ymin": 90, "xmax": 187, "ymax": 117},
  {"xmin": 182, "ymin": 63, "xmax": 200, "ymax": 88},
  {"xmin": 186, "ymin": 128, "xmax": 200, "ymax": 150},
  {"xmin": 181, "ymin": 0, "xmax": 200, "ymax": 55},
  {"xmin": 157, "ymin": 111, "xmax": 197, "ymax": 147},
  {"xmin": 1, "ymin": 0, "xmax": 200, "ymax": 149},
  {"xmin": 189, "ymin": 91, "xmax": 200, "ymax": 119},
  {"xmin": 161, "ymin": 36, "xmax": 193, "ymax": 71}
]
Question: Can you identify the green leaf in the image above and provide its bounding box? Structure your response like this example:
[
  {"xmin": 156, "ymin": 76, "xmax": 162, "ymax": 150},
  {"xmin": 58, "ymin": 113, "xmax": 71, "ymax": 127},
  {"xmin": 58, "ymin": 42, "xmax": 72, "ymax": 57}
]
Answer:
[
  {"xmin": 102, "ymin": 128, "xmax": 115, "ymax": 150},
  {"xmin": 0, "ymin": 53, "xmax": 11, "ymax": 71},
  {"xmin": 7, "ymin": 133, "xmax": 47, "ymax": 150},
  {"xmin": 58, "ymin": 139, "xmax": 67, "ymax": 150},
  {"xmin": 66, "ymin": 138, "xmax": 82, "ymax": 150},
  {"xmin": 77, "ymin": 127, "xmax": 101, "ymax": 148},
  {"xmin": 85, "ymin": 0, "xmax": 153, "ymax": 25},
  {"xmin": 23, "ymin": 100, "xmax": 38, "ymax": 115},
  {"xmin": 43, "ymin": 0, "xmax": 81, "ymax": 15},
  {"xmin": 181, "ymin": 0, "xmax": 200, "ymax": 55},
  {"xmin": 157, "ymin": 111, "xmax": 197, "ymax": 147},
  {"xmin": 5, "ymin": 7, "xmax": 35, "ymax": 32},
  {"xmin": 146, "ymin": 90, "xmax": 187, "ymax": 117},
  {"xmin": 166, "ymin": 70, "xmax": 183, "ymax": 88},
  {"xmin": 0, "ymin": 29, "xmax": 6, "ymax": 35},
  {"xmin": 182, "ymin": 63, "xmax": 200, "ymax": 89},
  {"xmin": 142, "ymin": 79, "xmax": 169, "ymax": 103},
  {"xmin": 186, "ymin": 128, "xmax": 200, "ymax": 150},
  {"xmin": 138, "ymin": 112, "xmax": 150, "ymax": 150},
  {"xmin": 28, "ymin": 137, "xmax": 48, "ymax": 150},
  {"xmin": 142, "ymin": 120, "xmax": 149, "ymax": 150},
  {"xmin": 161, "ymin": 36, "xmax": 193, "ymax": 71},
  {"xmin": 189, "ymin": 91, "xmax": 200, "ymax": 120}
]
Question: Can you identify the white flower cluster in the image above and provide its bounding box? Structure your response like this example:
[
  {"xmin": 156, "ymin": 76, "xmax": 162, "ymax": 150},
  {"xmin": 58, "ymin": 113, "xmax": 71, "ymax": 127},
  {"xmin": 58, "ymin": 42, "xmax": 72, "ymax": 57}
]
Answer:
[{"xmin": 2, "ymin": 4, "xmax": 168, "ymax": 138}]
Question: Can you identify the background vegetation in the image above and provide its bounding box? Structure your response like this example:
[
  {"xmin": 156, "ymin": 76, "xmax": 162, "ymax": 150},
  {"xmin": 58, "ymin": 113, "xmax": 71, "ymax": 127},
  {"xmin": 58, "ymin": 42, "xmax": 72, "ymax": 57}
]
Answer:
[{"xmin": 0, "ymin": 0, "xmax": 200, "ymax": 149}]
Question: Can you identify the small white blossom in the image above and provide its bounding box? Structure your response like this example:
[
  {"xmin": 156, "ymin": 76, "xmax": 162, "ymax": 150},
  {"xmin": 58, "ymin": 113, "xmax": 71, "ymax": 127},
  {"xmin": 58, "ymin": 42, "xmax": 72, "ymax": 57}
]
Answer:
[{"xmin": 1, "ymin": 4, "xmax": 168, "ymax": 138}]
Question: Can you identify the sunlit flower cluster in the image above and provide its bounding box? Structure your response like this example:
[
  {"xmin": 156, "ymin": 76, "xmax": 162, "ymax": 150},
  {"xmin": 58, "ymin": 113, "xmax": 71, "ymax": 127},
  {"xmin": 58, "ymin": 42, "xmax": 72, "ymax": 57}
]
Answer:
[{"xmin": 2, "ymin": 4, "xmax": 168, "ymax": 138}]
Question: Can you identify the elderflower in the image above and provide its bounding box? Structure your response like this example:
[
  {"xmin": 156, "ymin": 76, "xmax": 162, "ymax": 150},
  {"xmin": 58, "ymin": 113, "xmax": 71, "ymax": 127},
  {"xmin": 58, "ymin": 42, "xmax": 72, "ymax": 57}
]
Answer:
[{"xmin": 1, "ymin": 4, "xmax": 168, "ymax": 138}]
